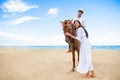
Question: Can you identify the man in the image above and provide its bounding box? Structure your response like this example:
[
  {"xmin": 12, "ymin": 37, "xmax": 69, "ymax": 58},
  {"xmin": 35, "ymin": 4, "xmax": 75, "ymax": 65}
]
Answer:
[{"xmin": 73, "ymin": 9, "xmax": 86, "ymax": 28}]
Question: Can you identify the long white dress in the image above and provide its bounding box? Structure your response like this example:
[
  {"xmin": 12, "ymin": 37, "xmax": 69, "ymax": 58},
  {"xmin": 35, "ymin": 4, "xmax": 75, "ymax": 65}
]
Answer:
[{"xmin": 76, "ymin": 27, "xmax": 93, "ymax": 74}]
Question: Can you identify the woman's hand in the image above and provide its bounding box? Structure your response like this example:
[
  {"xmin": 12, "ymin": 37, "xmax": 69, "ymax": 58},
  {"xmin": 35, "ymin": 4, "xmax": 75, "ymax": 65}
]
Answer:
[
  {"xmin": 65, "ymin": 32, "xmax": 77, "ymax": 40},
  {"xmin": 65, "ymin": 32, "xmax": 71, "ymax": 37}
]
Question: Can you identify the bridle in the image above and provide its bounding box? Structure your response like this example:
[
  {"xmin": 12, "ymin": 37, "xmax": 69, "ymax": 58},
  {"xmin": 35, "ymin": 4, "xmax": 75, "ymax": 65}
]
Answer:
[{"xmin": 64, "ymin": 24, "xmax": 74, "ymax": 42}]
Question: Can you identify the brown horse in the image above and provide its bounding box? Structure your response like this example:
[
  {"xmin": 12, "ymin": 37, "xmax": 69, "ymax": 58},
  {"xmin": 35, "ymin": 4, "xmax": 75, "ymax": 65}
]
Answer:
[{"xmin": 60, "ymin": 20, "xmax": 80, "ymax": 71}]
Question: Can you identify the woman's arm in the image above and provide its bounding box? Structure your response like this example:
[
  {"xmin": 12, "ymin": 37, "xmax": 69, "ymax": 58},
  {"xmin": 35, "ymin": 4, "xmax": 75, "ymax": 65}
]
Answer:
[
  {"xmin": 65, "ymin": 28, "xmax": 83, "ymax": 42},
  {"xmin": 65, "ymin": 32, "xmax": 77, "ymax": 40}
]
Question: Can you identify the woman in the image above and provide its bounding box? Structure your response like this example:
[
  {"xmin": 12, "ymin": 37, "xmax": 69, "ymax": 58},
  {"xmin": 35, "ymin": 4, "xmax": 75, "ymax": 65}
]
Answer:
[{"xmin": 65, "ymin": 20, "xmax": 96, "ymax": 78}]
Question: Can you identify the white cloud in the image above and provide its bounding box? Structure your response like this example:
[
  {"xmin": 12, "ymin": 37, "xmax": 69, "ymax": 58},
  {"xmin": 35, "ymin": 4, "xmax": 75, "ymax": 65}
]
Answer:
[
  {"xmin": 1, "ymin": 0, "xmax": 38, "ymax": 13},
  {"xmin": 1, "ymin": 30, "xmax": 120, "ymax": 46},
  {"xmin": 9, "ymin": 16, "xmax": 40, "ymax": 25},
  {"xmin": 47, "ymin": 7, "xmax": 58, "ymax": 16},
  {"xmin": 3, "ymin": 14, "xmax": 9, "ymax": 18},
  {"xmin": 0, "ymin": 31, "xmax": 34, "ymax": 43},
  {"xmin": 0, "ymin": 31, "xmax": 67, "ymax": 46},
  {"xmin": 37, "ymin": 34, "xmax": 66, "ymax": 46},
  {"xmin": 89, "ymin": 32, "xmax": 120, "ymax": 45}
]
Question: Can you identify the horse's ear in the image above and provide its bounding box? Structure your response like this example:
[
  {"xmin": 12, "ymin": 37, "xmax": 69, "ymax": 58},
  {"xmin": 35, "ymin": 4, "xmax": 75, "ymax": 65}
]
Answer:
[
  {"xmin": 60, "ymin": 21, "xmax": 64, "ymax": 28},
  {"xmin": 60, "ymin": 21, "xmax": 62, "ymax": 23},
  {"xmin": 70, "ymin": 19, "xmax": 73, "ymax": 23},
  {"xmin": 60, "ymin": 21, "xmax": 65, "ymax": 25}
]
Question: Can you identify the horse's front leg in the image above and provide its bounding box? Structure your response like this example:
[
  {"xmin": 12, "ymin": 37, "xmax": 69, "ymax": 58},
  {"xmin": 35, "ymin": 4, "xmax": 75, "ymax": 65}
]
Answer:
[
  {"xmin": 77, "ymin": 49, "xmax": 79, "ymax": 62},
  {"xmin": 77, "ymin": 41, "xmax": 80, "ymax": 62},
  {"xmin": 72, "ymin": 49, "xmax": 75, "ymax": 72}
]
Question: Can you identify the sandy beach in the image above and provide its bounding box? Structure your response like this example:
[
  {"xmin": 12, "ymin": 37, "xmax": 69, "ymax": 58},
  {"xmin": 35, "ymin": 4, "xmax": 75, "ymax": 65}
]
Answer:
[{"xmin": 0, "ymin": 48, "xmax": 120, "ymax": 80}]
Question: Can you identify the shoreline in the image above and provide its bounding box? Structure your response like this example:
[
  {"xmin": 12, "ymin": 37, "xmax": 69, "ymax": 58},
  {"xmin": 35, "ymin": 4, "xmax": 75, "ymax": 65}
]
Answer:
[{"xmin": 0, "ymin": 45, "xmax": 120, "ymax": 50}]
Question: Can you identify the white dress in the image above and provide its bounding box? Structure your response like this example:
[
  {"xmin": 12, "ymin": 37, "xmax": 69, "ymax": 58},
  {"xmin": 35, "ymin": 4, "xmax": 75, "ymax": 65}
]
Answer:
[{"xmin": 76, "ymin": 27, "xmax": 93, "ymax": 74}]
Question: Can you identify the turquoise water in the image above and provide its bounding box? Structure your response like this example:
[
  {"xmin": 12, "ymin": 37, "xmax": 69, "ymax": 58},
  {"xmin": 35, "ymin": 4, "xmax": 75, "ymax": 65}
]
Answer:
[
  {"xmin": 0, "ymin": 46, "xmax": 120, "ymax": 50},
  {"xmin": 92, "ymin": 46, "xmax": 120, "ymax": 50}
]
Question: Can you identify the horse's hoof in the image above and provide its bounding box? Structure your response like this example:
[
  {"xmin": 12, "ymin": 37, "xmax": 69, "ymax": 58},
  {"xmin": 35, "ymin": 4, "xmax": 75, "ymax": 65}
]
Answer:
[{"xmin": 72, "ymin": 68, "xmax": 75, "ymax": 72}]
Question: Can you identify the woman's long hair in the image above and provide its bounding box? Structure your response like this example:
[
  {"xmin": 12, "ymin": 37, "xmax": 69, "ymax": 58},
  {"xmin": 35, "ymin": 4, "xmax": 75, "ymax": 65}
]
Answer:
[{"xmin": 74, "ymin": 20, "xmax": 89, "ymax": 38}]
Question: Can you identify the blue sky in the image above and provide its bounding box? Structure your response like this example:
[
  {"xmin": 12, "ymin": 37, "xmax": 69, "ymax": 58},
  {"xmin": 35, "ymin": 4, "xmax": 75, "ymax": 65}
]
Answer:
[{"xmin": 0, "ymin": 0, "xmax": 120, "ymax": 46}]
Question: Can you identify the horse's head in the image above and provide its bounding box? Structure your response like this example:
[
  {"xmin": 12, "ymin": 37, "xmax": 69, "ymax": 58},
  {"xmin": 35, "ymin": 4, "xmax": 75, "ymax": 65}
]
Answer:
[{"xmin": 60, "ymin": 20, "xmax": 73, "ymax": 42}]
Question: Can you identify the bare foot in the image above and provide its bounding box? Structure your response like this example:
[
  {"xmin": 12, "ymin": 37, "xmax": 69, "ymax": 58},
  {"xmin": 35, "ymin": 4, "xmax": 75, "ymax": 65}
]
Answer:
[
  {"xmin": 81, "ymin": 71, "xmax": 90, "ymax": 79},
  {"xmin": 81, "ymin": 75, "xmax": 90, "ymax": 78},
  {"xmin": 90, "ymin": 74, "xmax": 96, "ymax": 78},
  {"xmin": 90, "ymin": 71, "xmax": 96, "ymax": 78}
]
